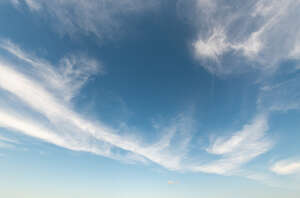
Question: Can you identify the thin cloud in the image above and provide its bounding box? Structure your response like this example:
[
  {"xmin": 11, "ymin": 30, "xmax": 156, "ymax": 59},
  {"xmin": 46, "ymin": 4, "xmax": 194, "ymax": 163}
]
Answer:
[
  {"xmin": 0, "ymin": 134, "xmax": 18, "ymax": 144},
  {"xmin": 271, "ymin": 159, "xmax": 300, "ymax": 175},
  {"xmin": 0, "ymin": 40, "xmax": 103, "ymax": 101},
  {"xmin": 0, "ymin": 40, "xmax": 278, "ymax": 179},
  {"xmin": 178, "ymin": 0, "xmax": 300, "ymax": 75},
  {"xmin": 0, "ymin": 40, "xmax": 195, "ymax": 170},
  {"xmin": 190, "ymin": 114, "xmax": 273, "ymax": 175},
  {"xmin": 258, "ymin": 74, "xmax": 300, "ymax": 112}
]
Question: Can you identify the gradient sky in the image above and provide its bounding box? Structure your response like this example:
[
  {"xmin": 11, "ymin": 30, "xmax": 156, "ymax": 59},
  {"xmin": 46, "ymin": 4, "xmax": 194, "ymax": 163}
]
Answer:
[{"xmin": 0, "ymin": 0, "xmax": 300, "ymax": 198}]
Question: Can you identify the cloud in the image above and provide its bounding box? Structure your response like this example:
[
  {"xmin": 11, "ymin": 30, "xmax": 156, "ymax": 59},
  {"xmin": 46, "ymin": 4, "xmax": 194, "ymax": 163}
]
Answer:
[
  {"xmin": 0, "ymin": 42, "xmax": 274, "ymax": 175},
  {"xmin": 0, "ymin": 40, "xmax": 270, "ymax": 175},
  {"xmin": 257, "ymin": 73, "xmax": 300, "ymax": 112},
  {"xmin": 0, "ymin": 141, "xmax": 15, "ymax": 149},
  {"xmin": 0, "ymin": 134, "xmax": 18, "ymax": 149},
  {"xmin": 0, "ymin": 109, "xmax": 113, "ymax": 156},
  {"xmin": 271, "ymin": 159, "xmax": 300, "ymax": 175},
  {"xmin": 190, "ymin": 114, "xmax": 273, "ymax": 175},
  {"xmin": 10, "ymin": 0, "xmax": 159, "ymax": 39},
  {"xmin": 178, "ymin": 0, "xmax": 300, "ymax": 75},
  {"xmin": 0, "ymin": 40, "xmax": 103, "ymax": 101},
  {"xmin": 193, "ymin": 27, "xmax": 229, "ymax": 61},
  {"xmin": 0, "ymin": 134, "xmax": 18, "ymax": 144},
  {"xmin": 0, "ymin": 40, "xmax": 197, "ymax": 170},
  {"xmin": 0, "ymin": 40, "xmax": 280, "ymax": 179}
]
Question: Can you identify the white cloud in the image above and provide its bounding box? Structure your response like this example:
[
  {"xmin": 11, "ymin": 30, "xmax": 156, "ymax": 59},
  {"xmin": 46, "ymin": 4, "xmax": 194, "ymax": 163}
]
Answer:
[
  {"xmin": 0, "ymin": 49, "xmax": 274, "ymax": 175},
  {"xmin": 194, "ymin": 27, "xmax": 229, "ymax": 61},
  {"xmin": 0, "ymin": 40, "xmax": 196, "ymax": 170},
  {"xmin": 179, "ymin": 0, "xmax": 300, "ymax": 75},
  {"xmin": 0, "ymin": 40, "xmax": 102, "ymax": 101},
  {"xmin": 190, "ymin": 114, "xmax": 273, "ymax": 175},
  {"xmin": 24, "ymin": 0, "xmax": 40, "ymax": 10},
  {"xmin": 271, "ymin": 159, "xmax": 300, "ymax": 175},
  {"xmin": 290, "ymin": 43, "xmax": 300, "ymax": 59},
  {"xmin": 0, "ymin": 40, "xmax": 279, "ymax": 178},
  {"xmin": 0, "ymin": 109, "xmax": 113, "ymax": 156}
]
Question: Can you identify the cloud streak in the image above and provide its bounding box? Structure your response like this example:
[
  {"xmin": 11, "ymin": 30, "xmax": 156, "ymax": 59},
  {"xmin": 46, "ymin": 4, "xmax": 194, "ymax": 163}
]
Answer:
[
  {"xmin": 190, "ymin": 114, "xmax": 273, "ymax": 175},
  {"xmin": 271, "ymin": 159, "xmax": 300, "ymax": 175},
  {"xmin": 0, "ymin": 40, "xmax": 102, "ymax": 101},
  {"xmin": 0, "ymin": 40, "xmax": 196, "ymax": 171},
  {"xmin": 0, "ymin": 40, "xmax": 273, "ymax": 176}
]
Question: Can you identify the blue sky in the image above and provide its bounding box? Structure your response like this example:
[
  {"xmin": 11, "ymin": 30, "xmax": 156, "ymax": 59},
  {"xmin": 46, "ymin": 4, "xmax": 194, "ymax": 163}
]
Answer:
[{"xmin": 0, "ymin": 0, "xmax": 300, "ymax": 197}]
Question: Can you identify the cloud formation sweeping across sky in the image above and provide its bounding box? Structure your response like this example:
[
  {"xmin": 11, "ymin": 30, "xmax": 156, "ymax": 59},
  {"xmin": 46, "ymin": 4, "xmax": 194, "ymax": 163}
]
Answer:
[
  {"xmin": 0, "ymin": 40, "xmax": 195, "ymax": 170},
  {"xmin": 190, "ymin": 114, "xmax": 272, "ymax": 175},
  {"xmin": 0, "ymin": 40, "xmax": 275, "ymax": 176},
  {"xmin": 1, "ymin": 1, "xmax": 300, "ymax": 196}
]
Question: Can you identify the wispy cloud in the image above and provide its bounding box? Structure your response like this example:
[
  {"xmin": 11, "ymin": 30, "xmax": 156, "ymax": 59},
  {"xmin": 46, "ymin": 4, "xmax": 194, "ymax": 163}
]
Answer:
[
  {"xmin": 0, "ymin": 141, "xmax": 15, "ymax": 149},
  {"xmin": 178, "ymin": 0, "xmax": 300, "ymax": 75},
  {"xmin": 190, "ymin": 114, "xmax": 273, "ymax": 175},
  {"xmin": 258, "ymin": 73, "xmax": 300, "ymax": 112},
  {"xmin": 3, "ymin": 38, "xmax": 293, "ymax": 187},
  {"xmin": 0, "ymin": 133, "xmax": 18, "ymax": 149},
  {"xmin": 0, "ymin": 109, "xmax": 113, "ymax": 156},
  {"xmin": 0, "ymin": 134, "xmax": 18, "ymax": 144},
  {"xmin": 0, "ymin": 40, "xmax": 272, "ymax": 176},
  {"xmin": 0, "ymin": 40, "xmax": 102, "ymax": 101},
  {"xmin": 0, "ymin": 40, "xmax": 197, "ymax": 170},
  {"xmin": 271, "ymin": 159, "xmax": 300, "ymax": 175}
]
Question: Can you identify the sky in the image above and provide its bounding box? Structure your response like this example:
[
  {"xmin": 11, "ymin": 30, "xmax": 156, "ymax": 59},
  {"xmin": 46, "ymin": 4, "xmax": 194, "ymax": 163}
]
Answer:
[{"xmin": 0, "ymin": 0, "xmax": 300, "ymax": 197}]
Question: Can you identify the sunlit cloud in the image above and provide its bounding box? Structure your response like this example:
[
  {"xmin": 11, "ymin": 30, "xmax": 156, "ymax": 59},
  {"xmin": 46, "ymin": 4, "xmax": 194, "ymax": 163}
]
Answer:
[{"xmin": 271, "ymin": 159, "xmax": 300, "ymax": 175}]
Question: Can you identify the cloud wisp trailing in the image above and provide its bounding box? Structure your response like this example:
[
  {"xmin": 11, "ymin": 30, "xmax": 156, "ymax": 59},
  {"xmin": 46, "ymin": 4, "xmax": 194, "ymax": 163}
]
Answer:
[
  {"xmin": 0, "ymin": 40, "xmax": 274, "ymax": 177},
  {"xmin": 190, "ymin": 114, "xmax": 273, "ymax": 175},
  {"xmin": 0, "ymin": 132, "xmax": 18, "ymax": 149},
  {"xmin": 0, "ymin": 40, "xmax": 102, "ymax": 102},
  {"xmin": 177, "ymin": 0, "xmax": 300, "ymax": 75},
  {"xmin": 0, "ymin": 40, "xmax": 196, "ymax": 171}
]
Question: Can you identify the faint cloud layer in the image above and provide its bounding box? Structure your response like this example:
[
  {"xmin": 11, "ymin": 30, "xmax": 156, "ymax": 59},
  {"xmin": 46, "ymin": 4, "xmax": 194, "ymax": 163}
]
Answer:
[{"xmin": 10, "ymin": 0, "xmax": 159, "ymax": 39}]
